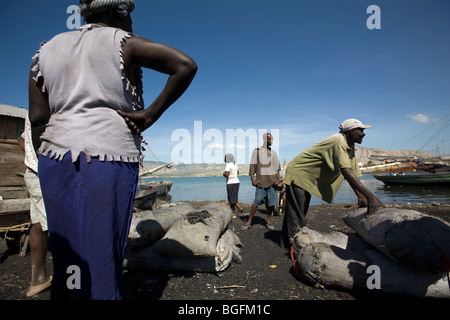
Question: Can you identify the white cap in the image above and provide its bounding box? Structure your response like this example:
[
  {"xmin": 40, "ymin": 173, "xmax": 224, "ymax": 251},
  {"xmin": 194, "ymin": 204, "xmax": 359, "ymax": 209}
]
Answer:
[{"xmin": 339, "ymin": 118, "xmax": 371, "ymax": 132}]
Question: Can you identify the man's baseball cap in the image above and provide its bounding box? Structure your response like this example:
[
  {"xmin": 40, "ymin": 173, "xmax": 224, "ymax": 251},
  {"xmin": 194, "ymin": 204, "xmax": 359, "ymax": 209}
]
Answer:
[{"xmin": 339, "ymin": 118, "xmax": 371, "ymax": 132}]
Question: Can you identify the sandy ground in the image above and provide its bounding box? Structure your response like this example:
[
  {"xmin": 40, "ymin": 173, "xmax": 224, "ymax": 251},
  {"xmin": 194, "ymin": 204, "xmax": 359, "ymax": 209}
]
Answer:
[{"xmin": 1, "ymin": 201, "xmax": 449, "ymax": 310}]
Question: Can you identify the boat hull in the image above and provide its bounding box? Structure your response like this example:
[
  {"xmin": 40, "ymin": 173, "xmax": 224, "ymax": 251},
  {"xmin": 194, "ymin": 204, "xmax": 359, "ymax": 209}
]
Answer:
[
  {"xmin": 138, "ymin": 181, "xmax": 173, "ymax": 196},
  {"xmin": 134, "ymin": 189, "xmax": 158, "ymax": 210},
  {"xmin": 373, "ymin": 171, "xmax": 450, "ymax": 186}
]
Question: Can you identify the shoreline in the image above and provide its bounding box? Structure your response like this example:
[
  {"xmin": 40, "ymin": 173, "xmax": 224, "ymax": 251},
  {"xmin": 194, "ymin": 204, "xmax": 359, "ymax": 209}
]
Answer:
[{"xmin": 1, "ymin": 202, "xmax": 449, "ymax": 301}]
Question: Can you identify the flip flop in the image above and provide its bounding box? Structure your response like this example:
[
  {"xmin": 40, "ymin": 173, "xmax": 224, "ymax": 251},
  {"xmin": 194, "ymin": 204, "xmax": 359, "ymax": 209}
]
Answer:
[{"xmin": 26, "ymin": 276, "xmax": 52, "ymax": 297}]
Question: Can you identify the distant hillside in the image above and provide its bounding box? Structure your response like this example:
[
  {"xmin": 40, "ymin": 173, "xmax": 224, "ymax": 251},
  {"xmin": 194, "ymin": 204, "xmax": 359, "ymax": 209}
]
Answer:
[
  {"xmin": 355, "ymin": 146, "xmax": 437, "ymax": 165},
  {"xmin": 140, "ymin": 162, "xmax": 250, "ymax": 178},
  {"xmin": 141, "ymin": 147, "xmax": 440, "ymax": 177}
]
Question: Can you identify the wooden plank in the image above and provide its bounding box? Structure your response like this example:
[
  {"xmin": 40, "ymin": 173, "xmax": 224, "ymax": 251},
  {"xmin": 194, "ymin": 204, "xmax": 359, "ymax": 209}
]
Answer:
[
  {"xmin": 0, "ymin": 139, "xmax": 22, "ymax": 144},
  {"xmin": 0, "ymin": 141, "xmax": 27, "ymax": 197},
  {"xmin": 0, "ymin": 166, "xmax": 27, "ymax": 177},
  {"xmin": 0, "ymin": 186, "xmax": 29, "ymax": 200},
  {"xmin": 0, "ymin": 175, "xmax": 26, "ymax": 187},
  {"xmin": 0, "ymin": 199, "xmax": 31, "ymax": 214},
  {"xmin": 0, "ymin": 211, "xmax": 30, "ymax": 228},
  {"xmin": 0, "ymin": 199, "xmax": 30, "ymax": 228},
  {"xmin": 0, "ymin": 186, "xmax": 27, "ymax": 192},
  {"xmin": 0, "ymin": 142, "xmax": 25, "ymax": 164}
]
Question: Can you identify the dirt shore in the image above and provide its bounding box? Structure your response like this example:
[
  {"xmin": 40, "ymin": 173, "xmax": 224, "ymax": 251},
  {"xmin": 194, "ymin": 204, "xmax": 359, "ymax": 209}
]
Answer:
[{"xmin": 1, "ymin": 201, "xmax": 449, "ymax": 303}]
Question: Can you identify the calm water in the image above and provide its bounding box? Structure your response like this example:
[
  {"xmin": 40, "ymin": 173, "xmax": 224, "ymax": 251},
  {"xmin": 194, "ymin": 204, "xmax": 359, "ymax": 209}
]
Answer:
[{"xmin": 141, "ymin": 174, "xmax": 450, "ymax": 206}]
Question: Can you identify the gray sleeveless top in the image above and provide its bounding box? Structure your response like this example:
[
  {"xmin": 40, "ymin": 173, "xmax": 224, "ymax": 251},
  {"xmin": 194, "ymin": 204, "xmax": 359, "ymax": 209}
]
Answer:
[{"xmin": 31, "ymin": 24, "xmax": 144, "ymax": 163}]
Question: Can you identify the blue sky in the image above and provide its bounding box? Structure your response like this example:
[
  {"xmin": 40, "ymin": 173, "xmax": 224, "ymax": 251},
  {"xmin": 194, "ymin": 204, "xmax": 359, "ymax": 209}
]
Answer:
[{"xmin": 1, "ymin": 0, "xmax": 449, "ymax": 164}]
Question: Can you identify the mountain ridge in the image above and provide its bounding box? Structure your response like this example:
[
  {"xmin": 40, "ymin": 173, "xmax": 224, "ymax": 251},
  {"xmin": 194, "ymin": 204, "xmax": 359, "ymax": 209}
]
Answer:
[{"xmin": 142, "ymin": 147, "xmax": 439, "ymax": 178}]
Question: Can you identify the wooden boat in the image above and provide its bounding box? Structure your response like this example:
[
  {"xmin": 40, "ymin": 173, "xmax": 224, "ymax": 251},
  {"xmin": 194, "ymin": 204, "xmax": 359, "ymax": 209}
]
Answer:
[
  {"xmin": 138, "ymin": 162, "xmax": 177, "ymax": 197},
  {"xmin": 414, "ymin": 162, "xmax": 450, "ymax": 172},
  {"xmin": 373, "ymin": 171, "xmax": 450, "ymax": 186},
  {"xmin": 138, "ymin": 180, "xmax": 173, "ymax": 196},
  {"xmin": 133, "ymin": 189, "xmax": 158, "ymax": 210}
]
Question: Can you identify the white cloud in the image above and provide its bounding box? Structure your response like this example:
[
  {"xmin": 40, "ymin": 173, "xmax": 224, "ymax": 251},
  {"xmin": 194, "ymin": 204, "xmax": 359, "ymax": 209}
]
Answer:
[
  {"xmin": 227, "ymin": 143, "xmax": 246, "ymax": 150},
  {"xmin": 204, "ymin": 143, "xmax": 224, "ymax": 150},
  {"xmin": 407, "ymin": 113, "xmax": 430, "ymax": 124}
]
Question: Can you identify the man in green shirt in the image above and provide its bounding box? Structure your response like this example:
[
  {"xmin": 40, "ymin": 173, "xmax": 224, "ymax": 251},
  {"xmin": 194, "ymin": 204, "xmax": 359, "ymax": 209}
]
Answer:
[{"xmin": 282, "ymin": 119, "xmax": 383, "ymax": 248}]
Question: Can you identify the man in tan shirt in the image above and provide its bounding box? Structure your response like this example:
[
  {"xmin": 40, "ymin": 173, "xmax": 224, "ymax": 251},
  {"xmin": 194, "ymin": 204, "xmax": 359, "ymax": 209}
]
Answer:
[{"xmin": 242, "ymin": 132, "xmax": 281, "ymax": 231}]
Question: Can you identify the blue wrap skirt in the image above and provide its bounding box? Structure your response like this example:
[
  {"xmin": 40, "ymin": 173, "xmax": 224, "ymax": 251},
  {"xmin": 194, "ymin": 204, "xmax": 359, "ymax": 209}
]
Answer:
[{"xmin": 38, "ymin": 152, "xmax": 138, "ymax": 300}]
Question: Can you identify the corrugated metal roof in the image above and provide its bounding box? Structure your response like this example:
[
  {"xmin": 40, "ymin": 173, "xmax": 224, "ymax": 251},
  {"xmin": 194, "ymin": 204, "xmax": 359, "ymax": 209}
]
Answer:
[{"xmin": 0, "ymin": 104, "xmax": 28, "ymax": 119}]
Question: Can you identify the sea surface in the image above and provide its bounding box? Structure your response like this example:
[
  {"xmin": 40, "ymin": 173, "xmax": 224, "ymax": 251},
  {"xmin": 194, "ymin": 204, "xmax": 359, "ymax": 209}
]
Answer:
[{"xmin": 141, "ymin": 174, "xmax": 450, "ymax": 206}]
